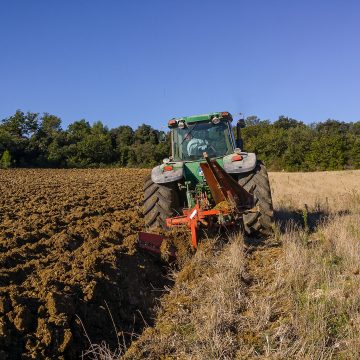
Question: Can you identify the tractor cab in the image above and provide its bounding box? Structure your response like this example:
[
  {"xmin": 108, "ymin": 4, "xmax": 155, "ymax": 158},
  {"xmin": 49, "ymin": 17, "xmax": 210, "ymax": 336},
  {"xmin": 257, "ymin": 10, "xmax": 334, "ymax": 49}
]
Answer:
[
  {"xmin": 168, "ymin": 112, "xmax": 236, "ymax": 161},
  {"xmin": 151, "ymin": 112, "xmax": 256, "ymax": 186}
]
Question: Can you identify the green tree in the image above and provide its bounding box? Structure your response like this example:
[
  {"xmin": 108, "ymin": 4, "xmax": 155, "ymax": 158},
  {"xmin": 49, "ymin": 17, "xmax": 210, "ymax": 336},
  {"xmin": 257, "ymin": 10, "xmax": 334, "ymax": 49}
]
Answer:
[
  {"xmin": 131, "ymin": 143, "xmax": 159, "ymax": 168},
  {"xmin": 305, "ymin": 134, "xmax": 347, "ymax": 171},
  {"xmin": 273, "ymin": 115, "xmax": 303, "ymax": 130},
  {"xmin": 346, "ymin": 132, "xmax": 360, "ymax": 168},
  {"xmin": 241, "ymin": 120, "xmax": 271, "ymax": 154},
  {"xmin": 65, "ymin": 121, "xmax": 113, "ymax": 167},
  {"xmin": 134, "ymin": 124, "xmax": 158, "ymax": 145},
  {"xmin": 0, "ymin": 110, "xmax": 39, "ymax": 165},
  {"xmin": 0, "ymin": 150, "xmax": 11, "ymax": 168},
  {"xmin": 315, "ymin": 119, "xmax": 349, "ymax": 135},
  {"xmin": 1, "ymin": 110, "xmax": 38, "ymax": 137},
  {"xmin": 283, "ymin": 126, "xmax": 314, "ymax": 171},
  {"xmin": 29, "ymin": 113, "xmax": 63, "ymax": 166},
  {"xmin": 245, "ymin": 115, "xmax": 262, "ymax": 126},
  {"xmin": 111, "ymin": 125, "xmax": 134, "ymax": 147},
  {"xmin": 45, "ymin": 137, "xmax": 68, "ymax": 166},
  {"xmin": 67, "ymin": 119, "xmax": 91, "ymax": 141}
]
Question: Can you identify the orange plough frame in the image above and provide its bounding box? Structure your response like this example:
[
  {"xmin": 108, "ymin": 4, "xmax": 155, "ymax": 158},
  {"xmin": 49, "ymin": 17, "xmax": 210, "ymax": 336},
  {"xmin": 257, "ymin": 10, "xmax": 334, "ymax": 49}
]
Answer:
[{"xmin": 166, "ymin": 203, "xmax": 230, "ymax": 248}]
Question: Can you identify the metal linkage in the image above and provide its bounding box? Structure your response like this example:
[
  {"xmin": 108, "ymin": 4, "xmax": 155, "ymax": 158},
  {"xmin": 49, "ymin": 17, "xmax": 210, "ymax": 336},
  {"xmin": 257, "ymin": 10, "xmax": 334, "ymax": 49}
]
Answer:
[{"xmin": 166, "ymin": 203, "xmax": 228, "ymax": 248}]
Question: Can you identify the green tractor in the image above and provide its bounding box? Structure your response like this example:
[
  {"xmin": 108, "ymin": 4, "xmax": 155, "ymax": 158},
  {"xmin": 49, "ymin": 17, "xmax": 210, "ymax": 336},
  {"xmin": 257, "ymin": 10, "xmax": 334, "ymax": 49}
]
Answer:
[{"xmin": 143, "ymin": 112, "xmax": 273, "ymax": 242}]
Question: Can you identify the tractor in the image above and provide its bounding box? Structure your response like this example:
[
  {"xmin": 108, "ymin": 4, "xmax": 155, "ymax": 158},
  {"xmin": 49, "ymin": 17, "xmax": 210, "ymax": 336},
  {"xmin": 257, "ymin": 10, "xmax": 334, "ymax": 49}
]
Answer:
[{"xmin": 140, "ymin": 112, "xmax": 273, "ymax": 253}]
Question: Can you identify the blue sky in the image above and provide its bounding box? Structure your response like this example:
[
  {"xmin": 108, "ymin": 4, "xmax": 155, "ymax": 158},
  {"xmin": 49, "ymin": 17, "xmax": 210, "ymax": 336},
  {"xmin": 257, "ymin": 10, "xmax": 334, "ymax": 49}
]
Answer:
[{"xmin": 1, "ymin": 0, "xmax": 359, "ymax": 129}]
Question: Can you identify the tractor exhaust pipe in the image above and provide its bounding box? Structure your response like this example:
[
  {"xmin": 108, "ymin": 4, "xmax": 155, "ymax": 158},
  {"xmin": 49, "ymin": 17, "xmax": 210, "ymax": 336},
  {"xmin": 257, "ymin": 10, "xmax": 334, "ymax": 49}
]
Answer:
[{"xmin": 236, "ymin": 117, "xmax": 246, "ymax": 150}]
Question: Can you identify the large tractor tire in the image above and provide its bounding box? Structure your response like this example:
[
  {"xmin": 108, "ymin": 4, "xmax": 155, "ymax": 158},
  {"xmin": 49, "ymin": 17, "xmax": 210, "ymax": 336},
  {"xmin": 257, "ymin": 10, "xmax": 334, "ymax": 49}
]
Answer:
[
  {"xmin": 238, "ymin": 161, "xmax": 274, "ymax": 236},
  {"xmin": 143, "ymin": 175, "xmax": 180, "ymax": 229}
]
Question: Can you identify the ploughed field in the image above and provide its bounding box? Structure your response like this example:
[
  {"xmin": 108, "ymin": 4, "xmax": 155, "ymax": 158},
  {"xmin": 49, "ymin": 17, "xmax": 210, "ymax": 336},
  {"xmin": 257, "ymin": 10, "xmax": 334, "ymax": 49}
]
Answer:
[{"xmin": 0, "ymin": 168, "xmax": 171, "ymax": 359}]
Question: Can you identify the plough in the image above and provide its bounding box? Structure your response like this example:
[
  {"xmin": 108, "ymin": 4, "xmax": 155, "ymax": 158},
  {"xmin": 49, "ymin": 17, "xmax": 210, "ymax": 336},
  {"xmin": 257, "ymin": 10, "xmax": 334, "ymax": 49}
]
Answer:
[{"xmin": 138, "ymin": 153, "xmax": 256, "ymax": 257}]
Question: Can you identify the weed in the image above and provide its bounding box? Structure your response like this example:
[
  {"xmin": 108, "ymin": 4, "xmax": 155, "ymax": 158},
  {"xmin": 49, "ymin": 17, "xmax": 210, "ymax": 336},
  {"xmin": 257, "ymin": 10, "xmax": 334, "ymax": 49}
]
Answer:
[{"xmin": 302, "ymin": 204, "xmax": 309, "ymax": 233}]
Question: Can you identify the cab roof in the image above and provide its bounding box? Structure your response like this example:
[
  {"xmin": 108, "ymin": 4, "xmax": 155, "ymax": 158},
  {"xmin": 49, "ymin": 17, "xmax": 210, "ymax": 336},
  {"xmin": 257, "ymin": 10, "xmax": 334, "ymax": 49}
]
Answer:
[{"xmin": 168, "ymin": 112, "xmax": 232, "ymax": 128}]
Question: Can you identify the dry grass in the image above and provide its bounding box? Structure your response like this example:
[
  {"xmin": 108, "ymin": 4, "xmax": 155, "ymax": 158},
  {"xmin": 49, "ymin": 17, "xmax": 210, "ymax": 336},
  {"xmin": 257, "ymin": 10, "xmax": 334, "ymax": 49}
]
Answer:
[
  {"xmin": 236, "ymin": 171, "xmax": 360, "ymax": 359},
  {"xmin": 89, "ymin": 170, "xmax": 360, "ymax": 359},
  {"xmin": 262, "ymin": 191, "xmax": 360, "ymax": 359},
  {"xmin": 124, "ymin": 236, "xmax": 247, "ymax": 359},
  {"xmin": 272, "ymin": 212, "xmax": 360, "ymax": 359},
  {"xmin": 269, "ymin": 170, "xmax": 360, "ymax": 212}
]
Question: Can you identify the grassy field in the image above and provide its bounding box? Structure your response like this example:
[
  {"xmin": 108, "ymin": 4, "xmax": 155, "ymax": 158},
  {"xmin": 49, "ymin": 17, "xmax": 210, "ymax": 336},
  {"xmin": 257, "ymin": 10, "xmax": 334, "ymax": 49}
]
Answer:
[{"xmin": 121, "ymin": 170, "xmax": 360, "ymax": 359}]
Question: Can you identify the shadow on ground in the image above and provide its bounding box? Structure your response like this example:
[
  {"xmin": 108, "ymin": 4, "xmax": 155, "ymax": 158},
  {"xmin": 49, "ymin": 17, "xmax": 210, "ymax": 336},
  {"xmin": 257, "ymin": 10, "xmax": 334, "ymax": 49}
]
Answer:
[
  {"xmin": 275, "ymin": 207, "xmax": 351, "ymax": 233},
  {"xmin": 75, "ymin": 250, "xmax": 174, "ymax": 358}
]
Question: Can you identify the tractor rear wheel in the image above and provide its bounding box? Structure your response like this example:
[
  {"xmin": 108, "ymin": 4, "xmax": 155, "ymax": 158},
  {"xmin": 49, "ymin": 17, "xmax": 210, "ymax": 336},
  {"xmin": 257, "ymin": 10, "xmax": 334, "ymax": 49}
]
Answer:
[
  {"xmin": 238, "ymin": 161, "xmax": 274, "ymax": 236},
  {"xmin": 143, "ymin": 175, "xmax": 180, "ymax": 229}
]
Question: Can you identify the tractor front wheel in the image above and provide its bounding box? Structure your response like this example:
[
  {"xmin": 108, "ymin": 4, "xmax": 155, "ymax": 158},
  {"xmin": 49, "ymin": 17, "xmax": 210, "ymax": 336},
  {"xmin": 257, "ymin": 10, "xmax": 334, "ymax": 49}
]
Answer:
[
  {"xmin": 238, "ymin": 161, "xmax": 274, "ymax": 236},
  {"xmin": 143, "ymin": 175, "xmax": 180, "ymax": 229}
]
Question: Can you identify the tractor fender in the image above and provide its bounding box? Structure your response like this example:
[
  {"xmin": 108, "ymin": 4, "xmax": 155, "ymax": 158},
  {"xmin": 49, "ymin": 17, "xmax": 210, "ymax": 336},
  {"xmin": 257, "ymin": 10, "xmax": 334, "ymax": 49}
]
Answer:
[
  {"xmin": 223, "ymin": 152, "xmax": 257, "ymax": 174},
  {"xmin": 151, "ymin": 163, "xmax": 184, "ymax": 184}
]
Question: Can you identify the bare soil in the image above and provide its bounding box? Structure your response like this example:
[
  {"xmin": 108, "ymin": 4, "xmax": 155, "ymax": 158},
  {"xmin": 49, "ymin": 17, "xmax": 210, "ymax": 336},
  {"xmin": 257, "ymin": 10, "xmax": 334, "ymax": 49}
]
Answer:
[{"xmin": 0, "ymin": 168, "xmax": 172, "ymax": 359}]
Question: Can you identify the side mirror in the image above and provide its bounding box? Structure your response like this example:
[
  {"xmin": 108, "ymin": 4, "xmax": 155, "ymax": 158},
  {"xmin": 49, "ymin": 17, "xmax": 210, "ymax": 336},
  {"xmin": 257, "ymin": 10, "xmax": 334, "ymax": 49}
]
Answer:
[
  {"xmin": 237, "ymin": 119, "xmax": 246, "ymax": 128},
  {"xmin": 158, "ymin": 131, "xmax": 167, "ymax": 142},
  {"xmin": 236, "ymin": 119, "xmax": 245, "ymax": 150}
]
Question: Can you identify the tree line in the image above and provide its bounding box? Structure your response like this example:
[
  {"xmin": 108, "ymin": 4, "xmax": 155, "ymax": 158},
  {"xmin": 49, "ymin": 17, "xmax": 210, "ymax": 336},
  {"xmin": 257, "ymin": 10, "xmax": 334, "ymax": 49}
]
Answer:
[
  {"xmin": 242, "ymin": 115, "xmax": 360, "ymax": 171},
  {"xmin": 0, "ymin": 110, "xmax": 169, "ymax": 168},
  {"xmin": 0, "ymin": 110, "xmax": 359, "ymax": 171}
]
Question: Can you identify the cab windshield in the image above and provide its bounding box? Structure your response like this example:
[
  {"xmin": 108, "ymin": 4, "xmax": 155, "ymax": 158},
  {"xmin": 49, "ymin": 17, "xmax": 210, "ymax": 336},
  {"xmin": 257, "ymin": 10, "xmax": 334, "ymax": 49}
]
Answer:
[{"xmin": 172, "ymin": 121, "xmax": 233, "ymax": 161}]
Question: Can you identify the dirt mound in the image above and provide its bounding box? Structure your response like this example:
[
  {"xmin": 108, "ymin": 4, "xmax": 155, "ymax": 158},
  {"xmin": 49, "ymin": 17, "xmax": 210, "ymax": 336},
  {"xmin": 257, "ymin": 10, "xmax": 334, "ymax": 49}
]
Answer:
[{"xmin": 0, "ymin": 169, "xmax": 172, "ymax": 359}]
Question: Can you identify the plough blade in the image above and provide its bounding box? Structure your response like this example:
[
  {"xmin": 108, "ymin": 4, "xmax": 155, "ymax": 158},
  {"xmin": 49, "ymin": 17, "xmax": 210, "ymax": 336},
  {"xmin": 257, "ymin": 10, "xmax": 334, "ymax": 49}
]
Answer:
[{"xmin": 138, "ymin": 232, "xmax": 176, "ymax": 258}]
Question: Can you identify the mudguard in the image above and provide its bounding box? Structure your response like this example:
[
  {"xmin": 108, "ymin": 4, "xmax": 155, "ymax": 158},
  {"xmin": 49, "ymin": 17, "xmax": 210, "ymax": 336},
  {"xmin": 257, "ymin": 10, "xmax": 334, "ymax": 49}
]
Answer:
[
  {"xmin": 151, "ymin": 162, "xmax": 184, "ymax": 184},
  {"xmin": 223, "ymin": 152, "xmax": 257, "ymax": 174}
]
